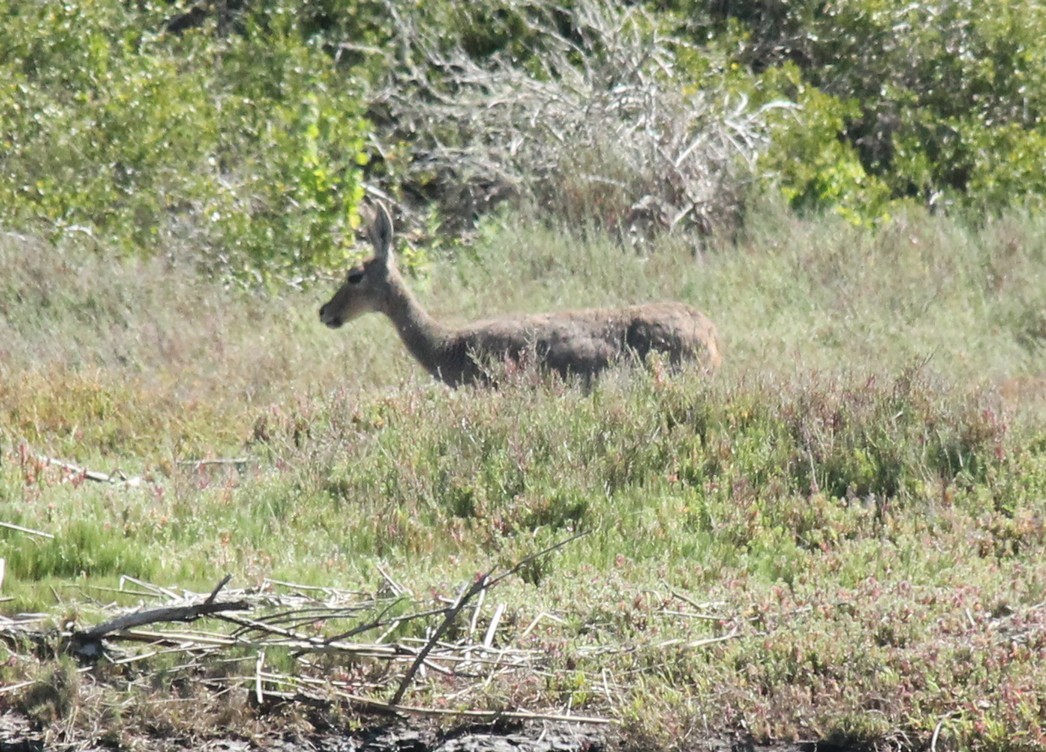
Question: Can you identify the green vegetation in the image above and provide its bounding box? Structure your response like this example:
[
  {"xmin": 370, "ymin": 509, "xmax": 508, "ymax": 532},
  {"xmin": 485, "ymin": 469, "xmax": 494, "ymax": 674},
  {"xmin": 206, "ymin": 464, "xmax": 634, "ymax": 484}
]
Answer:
[
  {"xmin": 2, "ymin": 0, "xmax": 1046, "ymax": 749},
  {"xmin": 2, "ymin": 206, "xmax": 1045, "ymax": 749},
  {"xmin": 3, "ymin": 0, "xmax": 1046, "ymax": 276},
  {"xmin": 685, "ymin": 0, "xmax": 1046, "ymax": 216},
  {"xmin": 1, "ymin": 1, "xmax": 369, "ymax": 278}
]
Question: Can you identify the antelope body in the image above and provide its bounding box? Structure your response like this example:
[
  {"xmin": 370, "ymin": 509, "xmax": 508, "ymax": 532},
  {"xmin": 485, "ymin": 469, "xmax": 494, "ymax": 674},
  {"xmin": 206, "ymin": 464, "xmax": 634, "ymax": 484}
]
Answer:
[{"xmin": 319, "ymin": 203, "xmax": 721, "ymax": 387}]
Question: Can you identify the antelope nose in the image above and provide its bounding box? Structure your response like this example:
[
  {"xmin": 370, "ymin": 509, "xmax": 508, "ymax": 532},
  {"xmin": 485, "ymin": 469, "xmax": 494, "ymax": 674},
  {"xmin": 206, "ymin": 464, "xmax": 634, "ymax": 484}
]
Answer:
[{"xmin": 319, "ymin": 304, "xmax": 342, "ymax": 329}]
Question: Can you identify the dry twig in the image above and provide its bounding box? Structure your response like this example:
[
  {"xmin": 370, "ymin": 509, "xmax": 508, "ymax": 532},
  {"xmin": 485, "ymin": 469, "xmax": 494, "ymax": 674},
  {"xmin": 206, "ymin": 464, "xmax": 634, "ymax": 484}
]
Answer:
[
  {"xmin": 389, "ymin": 532, "xmax": 586, "ymax": 705},
  {"xmin": 38, "ymin": 453, "xmax": 143, "ymax": 486},
  {"xmin": 70, "ymin": 575, "xmax": 249, "ymax": 658},
  {"xmin": 0, "ymin": 520, "xmax": 53, "ymax": 539}
]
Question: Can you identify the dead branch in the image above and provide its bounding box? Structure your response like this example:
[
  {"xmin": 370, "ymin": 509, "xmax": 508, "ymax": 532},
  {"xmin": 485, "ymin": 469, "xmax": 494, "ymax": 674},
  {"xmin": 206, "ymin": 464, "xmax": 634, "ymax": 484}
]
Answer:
[
  {"xmin": 389, "ymin": 576, "xmax": 489, "ymax": 706},
  {"xmin": 70, "ymin": 576, "xmax": 248, "ymax": 658},
  {"xmin": 176, "ymin": 458, "xmax": 250, "ymax": 468},
  {"xmin": 389, "ymin": 532, "xmax": 586, "ymax": 706},
  {"xmin": 0, "ymin": 520, "xmax": 54, "ymax": 539},
  {"xmin": 362, "ymin": 0, "xmax": 792, "ymax": 240},
  {"xmin": 256, "ymin": 673, "xmax": 611, "ymax": 725},
  {"xmin": 37, "ymin": 453, "xmax": 143, "ymax": 487},
  {"xmin": 204, "ymin": 574, "xmax": 233, "ymax": 605},
  {"xmin": 0, "ymin": 556, "xmax": 741, "ymax": 731}
]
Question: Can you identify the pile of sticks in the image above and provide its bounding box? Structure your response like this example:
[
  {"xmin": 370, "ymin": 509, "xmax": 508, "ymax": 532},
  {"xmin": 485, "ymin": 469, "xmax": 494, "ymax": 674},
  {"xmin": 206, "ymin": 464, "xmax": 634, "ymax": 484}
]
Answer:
[{"xmin": 0, "ymin": 538, "xmax": 613, "ymax": 725}]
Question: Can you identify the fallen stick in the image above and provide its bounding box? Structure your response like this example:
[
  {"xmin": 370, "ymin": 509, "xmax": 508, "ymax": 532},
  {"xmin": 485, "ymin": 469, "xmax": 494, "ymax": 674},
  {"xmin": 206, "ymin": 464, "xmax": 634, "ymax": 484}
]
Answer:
[
  {"xmin": 389, "ymin": 577, "xmax": 485, "ymax": 705},
  {"xmin": 176, "ymin": 458, "xmax": 251, "ymax": 469},
  {"xmin": 70, "ymin": 576, "xmax": 248, "ymax": 657},
  {"xmin": 346, "ymin": 690, "xmax": 613, "ymax": 725},
  {"xmin": 177, "ymin": 458, "xmax": 250, "ymax": 465},
  {"xmin": 389, "ymin": 532, "xmax": 586, "ymax": 706},
  {"xmin": 0, "ymin": 521, "xmax": 54, "ymax": 539},
  {"xmin": 256, "ymin": 672, "xmax": 612, "ymax": 725},
  {"xmin": 38, "ymin": 454, "xmax": 142, "ymax": 487}
]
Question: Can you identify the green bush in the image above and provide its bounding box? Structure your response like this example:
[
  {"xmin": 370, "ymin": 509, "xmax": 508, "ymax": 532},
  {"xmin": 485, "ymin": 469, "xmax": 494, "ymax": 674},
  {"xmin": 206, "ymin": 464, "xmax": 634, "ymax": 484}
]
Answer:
[
  {"xmin": 757, "ymin": 65, "xmax": 895, "ymax": 224},
  {"xmin": 668, "ymin": 0, "xmax": 1046, "ymax": 219},
  {"xmin": 3, "ymin": 0, "xmax": 1045, "ymax": 260},
  {"xmin": 0, "ymin": 1, "xmax": 369, "ymax": 280}
]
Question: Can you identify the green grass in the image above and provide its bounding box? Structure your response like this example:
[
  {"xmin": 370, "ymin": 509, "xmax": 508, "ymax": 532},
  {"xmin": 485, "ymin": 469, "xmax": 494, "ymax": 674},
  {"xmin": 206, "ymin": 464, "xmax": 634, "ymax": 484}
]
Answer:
[{"xmin": 1, "ymin": 205, "xmax": 1045, "ymax": 749}]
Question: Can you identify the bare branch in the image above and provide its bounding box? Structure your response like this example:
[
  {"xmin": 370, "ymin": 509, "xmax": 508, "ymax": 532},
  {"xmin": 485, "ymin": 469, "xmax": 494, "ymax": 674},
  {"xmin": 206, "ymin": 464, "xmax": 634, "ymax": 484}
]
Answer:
[
  {"xmin": 363, "ymin": 0, "xmax": 791, "ymax": 239},
  {"xmin": 70, "ymin": 576, "xmax": 249, "ymax": 658},
  {"xmin": 0, "ymin": 520, "xmax": 54, "ymax": 539},
  {"xmin": 37, "ymin": 453, "xmax": 143, "ymax": 486},
  {"xmin": 389, "ymin": 532, "xmax": 586, "ymax": 706}
]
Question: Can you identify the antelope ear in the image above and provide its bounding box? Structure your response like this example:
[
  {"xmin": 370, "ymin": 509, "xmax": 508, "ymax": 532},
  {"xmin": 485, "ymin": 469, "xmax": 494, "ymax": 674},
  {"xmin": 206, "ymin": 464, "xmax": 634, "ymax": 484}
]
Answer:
[{"xmin": 368, "ymin": 201, "xmax": 394, "ymax": 263}]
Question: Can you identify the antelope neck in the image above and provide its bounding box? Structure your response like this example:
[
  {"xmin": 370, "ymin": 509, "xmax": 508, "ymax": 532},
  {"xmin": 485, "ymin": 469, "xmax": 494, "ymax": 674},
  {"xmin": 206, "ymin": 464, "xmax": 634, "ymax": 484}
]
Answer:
[{"xmin": 383, "ymin": 275, "xmax": 451, "ymax": 375}]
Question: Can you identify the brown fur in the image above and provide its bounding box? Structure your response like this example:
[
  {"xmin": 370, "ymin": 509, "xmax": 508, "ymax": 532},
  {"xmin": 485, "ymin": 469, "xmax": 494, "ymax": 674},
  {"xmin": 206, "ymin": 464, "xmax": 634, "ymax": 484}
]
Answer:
[{"xmin": 319, "ymin": 202, "xmax": 721, "ymax": 387}]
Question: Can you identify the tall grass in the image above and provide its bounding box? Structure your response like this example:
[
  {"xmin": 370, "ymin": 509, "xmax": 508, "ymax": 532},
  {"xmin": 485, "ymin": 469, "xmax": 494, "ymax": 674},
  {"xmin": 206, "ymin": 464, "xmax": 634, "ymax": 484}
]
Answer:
[{"xmin": 1, "ymin": 204, "xmax": 1044, "ymax": 748}]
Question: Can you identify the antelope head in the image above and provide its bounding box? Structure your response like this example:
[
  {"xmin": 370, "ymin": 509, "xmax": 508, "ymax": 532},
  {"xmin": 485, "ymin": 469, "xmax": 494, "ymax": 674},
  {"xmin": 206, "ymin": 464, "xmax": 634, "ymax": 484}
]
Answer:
[{"xmin": 319, "ymin": 203, "xmax": 396, "ymax": 329}]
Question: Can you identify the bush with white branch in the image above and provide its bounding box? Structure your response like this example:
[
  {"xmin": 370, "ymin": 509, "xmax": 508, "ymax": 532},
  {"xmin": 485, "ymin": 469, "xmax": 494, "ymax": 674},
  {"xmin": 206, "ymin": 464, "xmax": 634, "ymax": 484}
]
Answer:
[{"xmin": 358, "ymin": 0, "xmax": 792, "ymax": 242}]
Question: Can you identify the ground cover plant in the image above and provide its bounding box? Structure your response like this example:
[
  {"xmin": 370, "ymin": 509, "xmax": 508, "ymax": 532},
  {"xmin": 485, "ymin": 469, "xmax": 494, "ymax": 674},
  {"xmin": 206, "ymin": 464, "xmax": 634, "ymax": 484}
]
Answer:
[{"xmin": 2, "ymin": 204, "xmax": 1045, "ymax": 750}]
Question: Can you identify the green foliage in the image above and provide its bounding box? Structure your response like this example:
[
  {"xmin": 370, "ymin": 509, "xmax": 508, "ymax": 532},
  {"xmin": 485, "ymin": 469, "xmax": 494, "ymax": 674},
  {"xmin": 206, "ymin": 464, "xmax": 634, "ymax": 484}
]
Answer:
[
  {"xmin": 758, "ymin": 66, "xmax": 895, "ymax": 224},
  {"xmin": 4, "ymin": 0, "xmax": 1045, "ymax": 253},
  {"xmin": 667, "ymin": 0, "xmax": 1046, "ymax": 220},
  {"xmin": 0, "ymin": 1, "xmax": 368, "ymax": 280},
  {"xmin": 3, "ymin": 517, "xmax": 156, "ymax": 581}
]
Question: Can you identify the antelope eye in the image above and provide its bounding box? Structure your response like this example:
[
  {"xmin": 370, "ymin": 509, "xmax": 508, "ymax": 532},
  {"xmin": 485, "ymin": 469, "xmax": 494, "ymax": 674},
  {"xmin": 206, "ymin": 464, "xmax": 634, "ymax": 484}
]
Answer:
[{"xmin": 347, "ymin": 269, "xmax": 365, "ymax": 284}]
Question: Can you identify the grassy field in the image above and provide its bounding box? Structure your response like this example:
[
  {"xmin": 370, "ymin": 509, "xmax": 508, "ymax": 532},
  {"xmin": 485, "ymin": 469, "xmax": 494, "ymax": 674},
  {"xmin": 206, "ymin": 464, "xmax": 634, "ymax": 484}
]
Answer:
[{"xmin": 1, "ymin": 204, "xmax": 1045, "ymax": 750}]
